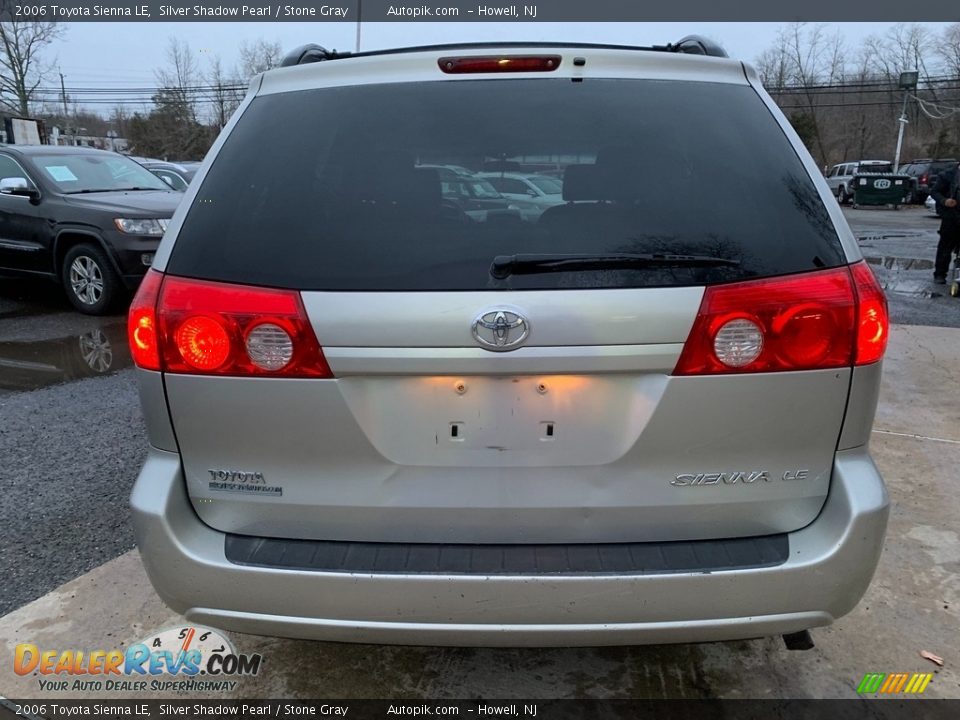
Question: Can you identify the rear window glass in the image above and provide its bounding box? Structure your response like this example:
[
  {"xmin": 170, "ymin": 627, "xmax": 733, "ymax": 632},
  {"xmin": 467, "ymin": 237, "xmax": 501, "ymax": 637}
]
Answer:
[{"xmin": 168, "ymin": 78, "xmax": 845, "ymax": 290}]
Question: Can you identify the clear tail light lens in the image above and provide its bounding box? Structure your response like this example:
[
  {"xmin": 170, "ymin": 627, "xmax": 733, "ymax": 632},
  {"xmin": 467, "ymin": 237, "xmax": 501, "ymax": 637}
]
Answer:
[
  {"xmin": 712, "ymin": 318, "xmax": 764, "ymax": 368},
  {"xmin": 674, "ymin": 262, "xmax": 887, "ymax": 376},
  {"xmin": 127, "ymin": 271, "xmax": 332, "ymax": 378},
  {"xmin": 245, "ymin": 323, "xmax": 295, "ymax": 371}
]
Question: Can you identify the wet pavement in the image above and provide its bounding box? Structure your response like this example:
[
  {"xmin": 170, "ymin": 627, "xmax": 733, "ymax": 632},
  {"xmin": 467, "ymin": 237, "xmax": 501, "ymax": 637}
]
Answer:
[
  {"xmin": 848, "ymin": 206, "xmax": 960, "ymax": 326},
  {"xmin": 0, "ymin": 277, "xmax": 132, "ymax": 399}
]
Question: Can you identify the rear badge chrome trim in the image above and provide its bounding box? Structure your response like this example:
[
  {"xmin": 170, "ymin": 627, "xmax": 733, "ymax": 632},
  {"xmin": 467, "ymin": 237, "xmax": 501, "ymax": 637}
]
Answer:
[
  {"xmin": 207, "ymin": 469, "xmax": 282, "ymax": 496},
  {"xmin": 672, "ymin": 470, "xmax": 810, "ymax": 487},
  {"xmin": 471, "ymin": 309, "xmax": 530, "ymax": 351}
]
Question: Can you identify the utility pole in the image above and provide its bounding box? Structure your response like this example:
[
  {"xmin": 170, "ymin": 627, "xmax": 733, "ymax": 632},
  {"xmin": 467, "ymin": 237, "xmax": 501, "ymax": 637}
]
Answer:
[
  {"xmin": 355, "ymin": 0, "xmax": 362, "ymax": 53},
  {"xmin": 893, "ymin": 71, "xmax": 918, "ymax": 174},
  {"xmin": 59, "ymin": 70, "xmax": 72, "ymax": 146}
]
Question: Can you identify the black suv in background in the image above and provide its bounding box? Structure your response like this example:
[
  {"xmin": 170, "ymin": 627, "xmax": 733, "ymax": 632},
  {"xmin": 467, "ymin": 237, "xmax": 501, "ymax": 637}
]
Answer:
[
  {"xmin": 0, "ymin": 145, "xmax": 181, "ymax": 314},
  {"xmin": 899, "ymin": 158, "xmax": 958, "ymax": 203}
]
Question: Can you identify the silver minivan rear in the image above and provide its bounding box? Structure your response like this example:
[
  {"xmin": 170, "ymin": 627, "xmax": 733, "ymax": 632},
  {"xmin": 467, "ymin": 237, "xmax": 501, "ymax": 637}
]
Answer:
[{"xmin": 129, "ymin": 42, "xmax": 890, "ymax": 646}]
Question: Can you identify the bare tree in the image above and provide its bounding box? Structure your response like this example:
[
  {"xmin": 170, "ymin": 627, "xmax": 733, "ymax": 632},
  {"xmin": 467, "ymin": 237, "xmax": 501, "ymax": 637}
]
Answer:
[
  {"xmin": 883, "ymin": 24, "xmax": 936, "ymax": 81},
  {"xmin": 940, "ymin": 23, "xmax": 960, "ymax": 77},
  {"xmin": 204, "ymin": 54, "xmax": 243, "ymax": 130},
  {"xmin": 781, "ymin": 23, "xmax": 842, "ymax": 164},
  {"xmin": 238, "ymin": 39, "xmax": 282, "ymax": 82},
  {"xmin": 755, "ymin": 36, "xmax": 790, "ymax": 90},
  {"xmin": 0, "ymin": 22, "xmax": 65, "ymax": 116},
  {"xmin": 756, "ymin": 22, "xmax": 959, "ymax": 166},
  {"xmin": 156, "ymin": 37, "xmax": 200, "ymax": 123}
]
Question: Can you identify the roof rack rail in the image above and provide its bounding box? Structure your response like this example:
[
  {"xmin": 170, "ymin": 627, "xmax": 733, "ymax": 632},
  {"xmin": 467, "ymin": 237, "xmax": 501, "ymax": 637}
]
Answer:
[{"xmin": 279, "ymin": 38, "xmax": 729, "ymax": 68}]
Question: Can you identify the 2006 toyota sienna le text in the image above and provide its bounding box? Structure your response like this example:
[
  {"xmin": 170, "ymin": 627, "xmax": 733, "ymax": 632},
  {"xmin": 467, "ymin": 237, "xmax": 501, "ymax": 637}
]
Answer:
[{"xmin": 128, "ymin": 39, "xmax": 891, "ymax": 647}]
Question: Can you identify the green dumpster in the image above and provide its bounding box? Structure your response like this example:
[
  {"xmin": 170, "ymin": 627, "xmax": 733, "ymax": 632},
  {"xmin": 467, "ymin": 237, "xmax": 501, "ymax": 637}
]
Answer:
[{"xmin": 851, "ymin": 173, "xmax": 911, "ymax": 209}]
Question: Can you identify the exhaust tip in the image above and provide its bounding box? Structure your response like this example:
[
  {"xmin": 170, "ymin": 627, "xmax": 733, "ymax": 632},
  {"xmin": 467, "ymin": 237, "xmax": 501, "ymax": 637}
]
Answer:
[{"xmin": 783, "ymin": 630, "xmax": 815, "ymax": 651}]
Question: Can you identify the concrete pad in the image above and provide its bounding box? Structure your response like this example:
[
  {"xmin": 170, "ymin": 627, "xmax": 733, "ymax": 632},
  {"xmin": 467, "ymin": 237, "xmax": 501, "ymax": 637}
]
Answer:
[
  {"xmin": 875, "ymin": 324, "xmax": 960, "ymax": 443},
  {"xmin": 2, "ymin": 324, "xmax": 958, "ymax": 700}
]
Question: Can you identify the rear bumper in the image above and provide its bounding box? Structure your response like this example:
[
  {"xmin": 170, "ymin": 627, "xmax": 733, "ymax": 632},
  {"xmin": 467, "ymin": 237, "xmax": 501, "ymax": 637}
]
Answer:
[{"xmin": 131, "ymin": 447, "xmax": 888, "ymax": 646}]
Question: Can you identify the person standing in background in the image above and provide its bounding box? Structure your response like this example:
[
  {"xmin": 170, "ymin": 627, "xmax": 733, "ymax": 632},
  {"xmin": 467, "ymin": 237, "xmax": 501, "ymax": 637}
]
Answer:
[{"xmin": 931, "ymin": 161, "xmax": 959, "ymax": 285}]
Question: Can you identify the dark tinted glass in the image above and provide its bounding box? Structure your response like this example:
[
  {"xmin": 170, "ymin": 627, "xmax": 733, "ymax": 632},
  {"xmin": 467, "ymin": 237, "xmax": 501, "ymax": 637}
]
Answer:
[
  {"xmin": 0, "ymin": 155, "xmax": 21, "ymax": 178},
  {"xmin": 169, "ymin": 79, "xmax": 845, "ymax": 291}
]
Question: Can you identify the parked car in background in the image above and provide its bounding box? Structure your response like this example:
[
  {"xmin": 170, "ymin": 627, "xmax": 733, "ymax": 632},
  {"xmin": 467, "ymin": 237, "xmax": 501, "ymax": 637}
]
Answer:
[
  {"xmin": 826, "ymin": 160, "xmax": 892, "ymax": 204},
  {"xmin": 419, "ymin": 163, "xmax": 526, "ymax": 223},
  {"xmin": 136, "ymin": 160, "xmax": 198, "ymax": 192},
  {"xmin": 899, "ymin": 158, "xmax": 958, "ymax": 204},
  {"xmin": 0, "ymin": 145, "xmax": 181, "ymax": 314},
  {"xmin": 479, "ymin": 171, "xmax": 564, "ymax": 218},
  {"xmin": 130, "ymin": 40, "xmax": 890, "ymax": 648}
]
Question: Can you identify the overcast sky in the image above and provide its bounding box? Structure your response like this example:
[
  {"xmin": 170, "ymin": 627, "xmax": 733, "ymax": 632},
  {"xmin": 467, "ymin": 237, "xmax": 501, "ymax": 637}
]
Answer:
[{"xmin": 52, "ymin": 21, "xmax": 953, "ymax": 89}]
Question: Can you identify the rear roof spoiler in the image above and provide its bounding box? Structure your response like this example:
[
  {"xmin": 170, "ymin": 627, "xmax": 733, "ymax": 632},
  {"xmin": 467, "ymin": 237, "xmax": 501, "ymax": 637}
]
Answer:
[{"xmin": 279, "ymin": 36, "xmax": 729, "ymax": 68}]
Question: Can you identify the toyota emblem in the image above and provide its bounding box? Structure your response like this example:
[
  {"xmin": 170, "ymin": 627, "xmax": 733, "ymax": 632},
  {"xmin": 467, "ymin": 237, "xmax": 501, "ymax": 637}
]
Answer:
[{"xmin": 471, "ymin": 309, "xmax": 530, "ymax": 351}]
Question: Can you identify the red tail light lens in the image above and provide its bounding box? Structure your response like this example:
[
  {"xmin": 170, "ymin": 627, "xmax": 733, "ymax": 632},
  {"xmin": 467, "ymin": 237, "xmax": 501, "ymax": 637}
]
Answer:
[
  {"xmin": 851, "ymin": 261, "xmax": 888, "ymax": 365},
  {"xmin": 674, "ymin": 266, "xmax": 861, "ymax": 375},
  {"xmin": 128, "ymin": 269, "xmax": 163, "ymax": 371},
  {"xmin": 174, "ymin": 315, "xmax": 232, "ymax": 371},
  {"xmin": 127, "ymin": 273, "xmax": 331, "ymax": 377},
  {"xmin": 438, "ymin": 55, "xmax": 561, "ymax": 74}
]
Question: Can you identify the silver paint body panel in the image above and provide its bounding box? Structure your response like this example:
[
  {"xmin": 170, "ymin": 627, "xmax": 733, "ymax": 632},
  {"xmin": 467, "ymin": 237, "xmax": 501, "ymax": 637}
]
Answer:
[{"xmin": 131, "ymin": 446, "xmax": 888, "ymax": 645}]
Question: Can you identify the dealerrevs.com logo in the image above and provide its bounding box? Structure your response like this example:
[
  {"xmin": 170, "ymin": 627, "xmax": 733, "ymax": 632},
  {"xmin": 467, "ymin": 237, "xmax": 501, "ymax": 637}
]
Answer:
[{"xmin": 14, "ymin": 626, "xmax": 263, "ymax": 693}]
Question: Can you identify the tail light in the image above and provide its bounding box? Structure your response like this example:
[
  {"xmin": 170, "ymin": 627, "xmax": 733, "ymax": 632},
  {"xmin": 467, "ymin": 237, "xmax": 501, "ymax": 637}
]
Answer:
[
  {"xmin": 673, "ymin": 262, "xmax": 887, "ymax": 375},
  {"xmin": 850, "ymin": 261, "xmax": 889, "ymax": 364},
  {"xmin": 128, "ymin": 270, "xmax": 163, "ymax": 371},
  {"xmin": 127, "ymin": 270, "xmax": 332, "ymax": 377}
]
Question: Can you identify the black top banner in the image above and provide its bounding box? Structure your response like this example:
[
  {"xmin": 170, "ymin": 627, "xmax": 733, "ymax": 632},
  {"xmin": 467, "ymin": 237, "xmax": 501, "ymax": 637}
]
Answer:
[{"xmin": 0, "ymin": 0, "xmax": 959, "ymax": 22}]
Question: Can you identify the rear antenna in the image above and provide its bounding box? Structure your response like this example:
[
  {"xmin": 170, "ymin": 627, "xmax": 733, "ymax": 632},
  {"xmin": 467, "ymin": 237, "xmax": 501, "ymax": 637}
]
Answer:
[
  {"xmin": 671, "ymin": 35, "xmax": 728, "ymax": 59},
  {"xmin": 280, "ymin": 44, "xmax": 344, "ymax": 67}
]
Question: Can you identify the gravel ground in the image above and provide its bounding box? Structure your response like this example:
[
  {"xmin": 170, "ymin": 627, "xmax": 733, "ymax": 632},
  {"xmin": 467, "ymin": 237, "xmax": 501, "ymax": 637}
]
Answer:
[{"xmin": 0, "ymin": 369, "xmax": 145, "ymax": 615}]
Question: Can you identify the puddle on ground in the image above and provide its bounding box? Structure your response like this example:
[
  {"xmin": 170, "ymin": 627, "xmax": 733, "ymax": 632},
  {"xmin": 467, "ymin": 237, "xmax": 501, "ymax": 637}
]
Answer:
[
  {"xmin": 865, "ymin": 256, "xmax": 935, "ymax": 271},
  {"xmin": 878, "ymin": 280, "xmax": 943, "ymax": 298},
  {"xmin": 0, "ymin": 321, "xmax": 131, "ymax": 392},
  {"xmin": 864, "ymin": 256, "xmax": 946, "ymax": 298},
  {"xmin": 857, "ymin": 232, "xmax": 925, "ymax": 242}
]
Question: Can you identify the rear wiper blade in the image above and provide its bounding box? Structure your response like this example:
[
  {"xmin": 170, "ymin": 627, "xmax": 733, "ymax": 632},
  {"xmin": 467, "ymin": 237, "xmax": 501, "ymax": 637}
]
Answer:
[{"xmin": 490, "ymin": 253, "xmax": 741, "ymax": 279}]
